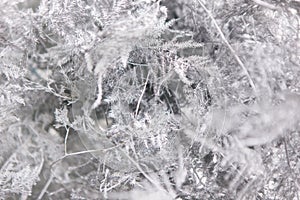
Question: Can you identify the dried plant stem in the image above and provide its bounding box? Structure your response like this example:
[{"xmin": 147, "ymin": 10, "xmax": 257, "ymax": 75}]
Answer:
[
  {"xmin": 135, "ymin": 73, "xmax": 150, "ymax": 116},
  {"xmin": 37, "ymin": 174, "xmax": 54, "ymax": 200},
  {"xmin": 50, "ymin": 145, "xmax": 121, "ymax": 171},
  {"xmin": 64, "ymin": 126, "xmax": 70, "ymax": 155},
  {"xmin": 195, "ymin": 0, "xmax": 257, "ymax": 94},
  {"xmin": 251, "ymin": 0, "xmax": 279, "ymax": 10}
]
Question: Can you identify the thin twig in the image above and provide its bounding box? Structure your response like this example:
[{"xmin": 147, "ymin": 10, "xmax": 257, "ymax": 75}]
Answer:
[
  {"xmin": 135, "ymin": 73, "xmax": 150, "ymax": 116},
  {"xmin": 23, "ymin": 80, "xmax": 72, "ymax": 100},
  {"xmin": 251, "ymin": 0, "xmax": 279, "ymax": 10},
  {"xmin": 50, "ymin": 145, "xmax": 121, "ymax": 170},
  {"xmin": 106, "ymin": 175, "xmax": 130, "ymax": 191},
  {"xmin": 283, "ymin": 138, "xmax": 292, "ymax": 169},
  {"xmin": 64, "ymin": 126, "xmax": 70, "ymax": 155},
  {"xmin": 127, "ymin": 61, "xmax": 149, "ymax": 66},
  {"xmin": 194, "ymin": 0, "xmax": 257, "ymax": 94},
  {"xmin": 37, "ymin": 173, "xmax": 54, "ymax": 200}
]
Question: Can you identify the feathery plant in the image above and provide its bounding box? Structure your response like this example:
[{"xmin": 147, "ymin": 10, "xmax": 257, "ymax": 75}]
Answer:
[{"xmin": 0, "ymin": 0, "xmax": 300, "ymax": 199}]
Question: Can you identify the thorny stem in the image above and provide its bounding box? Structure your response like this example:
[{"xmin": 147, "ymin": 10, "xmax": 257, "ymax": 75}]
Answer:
[{"xmin": 194, "ymin": 0, "xmax": 257, "ymax": 94}]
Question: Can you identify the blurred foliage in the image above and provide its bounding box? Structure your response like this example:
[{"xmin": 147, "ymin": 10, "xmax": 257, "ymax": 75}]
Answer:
[{"xmin": 0, "ymin": 0, "xmax": 299, "ymax": 199}]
